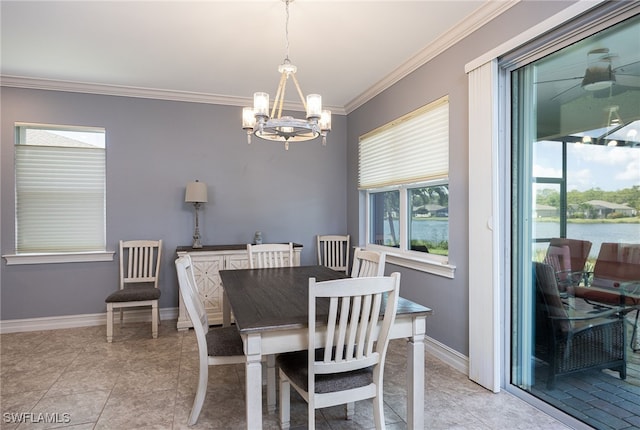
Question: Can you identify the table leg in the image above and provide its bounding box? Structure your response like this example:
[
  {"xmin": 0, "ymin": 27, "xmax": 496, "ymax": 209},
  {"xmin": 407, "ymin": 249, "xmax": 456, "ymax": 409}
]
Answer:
[
  {"xmin": 267, "ymin": 354, "xmax": 276, "ymax": 413},
  {"xmin": 245, "ymin": 333, "xmax": 263, "ymax": 430},
  {"xmin": 223, "ymin": 291, "xmax": 231, "ymax": 327},
  {"xmin": 407, "ymin": 316, "xmax": 426, "ymax": 429}
]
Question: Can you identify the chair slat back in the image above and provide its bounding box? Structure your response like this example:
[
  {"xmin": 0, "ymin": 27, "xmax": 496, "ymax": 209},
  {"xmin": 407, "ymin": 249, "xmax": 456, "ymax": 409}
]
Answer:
[
  {"xmin": 309, "ymin": 274, "xmax": 400, "ymax": 379},
  {"xmin": 120, "ymin": 239, "xmax": 162, "ymax": 289},
  {"xmin": 317, "ymin": 234, "xmax": 350, "ymax": 272},
  {"xmin": 593, "ymin": 242, "xmax": 640, "ymax": 286},
  {"xmin": 534, "ymin": 262, "xmax": 570, "ymax": 333},
  {"xmin": 247, "ymin": 243, "xmax": 294, "ymax": 268},
  {"xmin": 549, "ymin": 238, "xmax": 592, "ymax": 272},
  {"xmin": 351, "ymin": 248, "xmax": 385, "ymax": 277},
  {"xmin": 543, "ymin": 245, "xmax": 571, "ymax": 281},
  {"xmin": 175, "ymin": 255, "xmax": 209, "ymax": 336}
]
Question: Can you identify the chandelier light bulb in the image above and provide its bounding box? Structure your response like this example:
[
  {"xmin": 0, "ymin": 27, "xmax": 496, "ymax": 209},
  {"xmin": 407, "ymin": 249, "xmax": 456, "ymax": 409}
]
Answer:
[
  {"xmin": 243, "ymin": 107, "xmax": 256, "ymax": 129},
  {"xmin": 253, "ymin": 92, "xmax": 269, "ymax": 117},
  {"xmin": 306, "ymin": 94, "xmax": 322, "ymax": 119},
  {"xmin": 320, "ymin": 110, "xmax": 332, "ymax": 132}
]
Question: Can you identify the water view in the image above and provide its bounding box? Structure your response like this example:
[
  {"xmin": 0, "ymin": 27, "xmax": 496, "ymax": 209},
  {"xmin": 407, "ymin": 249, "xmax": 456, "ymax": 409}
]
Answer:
[
  {"xmin": 382, "ymin": 219, "xmax": 640, "ymax": 259},
  {"xmin": 534, "ymin": 221, "xmax": 640, "ymax": 258}
]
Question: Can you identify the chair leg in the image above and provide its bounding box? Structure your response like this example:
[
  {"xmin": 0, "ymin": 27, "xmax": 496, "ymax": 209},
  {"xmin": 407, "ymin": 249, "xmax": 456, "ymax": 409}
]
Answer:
[
  {"xmin": 189, "ymin": 358, "xmax": 208, "ymax": 425},
  {"xmin": 278, "ymin": 369, "xmax": 291, "ymax": 430},
  {"xmin": 151, "ymin": 301, "xmax": 158, "ymax": 339},
  {"xmin": 373, "ymin": 392, "xmax": 385, "ymax": 430},
  {"xmin": 267, "ymin": 354, "xmax": 276, "ymax": 413},
  {"xmin": 346, "ymin": 402, "xmax": 354, "ymax": 420},
  {"xmin": 631, "ymin": 309, "xmax": 639, "ymax": 352},
  {"xmin": 106, "ymin": 303, "xmax": 113, "ymax": 343},
  {"xmin": 308, "ymin": 402, "xmax": 315, "ymax": 430}
]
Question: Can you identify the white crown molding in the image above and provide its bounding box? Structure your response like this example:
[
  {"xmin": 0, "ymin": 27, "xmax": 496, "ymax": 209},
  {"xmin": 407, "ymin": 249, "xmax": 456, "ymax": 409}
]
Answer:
[
  {"xmin": 344, "ymin": 0, "xmax": 520, "ymax": 114},
  {"xmin": 0, "ymin": 75, "xmax": 347, "ymax": 116},
  {"xmin": 0, "ymin": 75, "xmax": 248, "ymax": 106},
  {"xmin": 0, "ymin": 1, "xmax": 516, "ymax": 117}
]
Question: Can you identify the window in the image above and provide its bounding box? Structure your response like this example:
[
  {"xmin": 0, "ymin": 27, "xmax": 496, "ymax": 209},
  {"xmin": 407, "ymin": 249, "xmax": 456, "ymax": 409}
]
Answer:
[
  {"xmin": 14, "ymin": 123, "xmax": 106, "ymax": 254},
  {"xmin": 359, "ymin": 96, "xmax": 452, "ymax": 274}
]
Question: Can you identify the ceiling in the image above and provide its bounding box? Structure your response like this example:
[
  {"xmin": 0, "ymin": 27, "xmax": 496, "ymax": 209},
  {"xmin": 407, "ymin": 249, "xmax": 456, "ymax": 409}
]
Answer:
[{"xmin": 0, "ymin": 0, "xmax": 515, "ymax": 114}]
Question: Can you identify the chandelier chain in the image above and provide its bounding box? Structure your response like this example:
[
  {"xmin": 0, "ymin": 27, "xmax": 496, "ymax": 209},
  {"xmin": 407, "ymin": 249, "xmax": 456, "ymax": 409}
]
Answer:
[{"xmin": 284, "ymin": 0, "xmax": 291, "ymax": 62}]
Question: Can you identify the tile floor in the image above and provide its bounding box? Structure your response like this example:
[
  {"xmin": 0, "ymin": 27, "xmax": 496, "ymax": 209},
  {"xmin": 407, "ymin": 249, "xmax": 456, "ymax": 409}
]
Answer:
[{"xmin": 1, "ymin": 320, "xmax": 570, "ymax": 429}]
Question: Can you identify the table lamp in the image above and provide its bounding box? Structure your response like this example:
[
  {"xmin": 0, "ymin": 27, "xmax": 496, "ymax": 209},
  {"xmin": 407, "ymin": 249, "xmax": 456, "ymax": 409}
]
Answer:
[{"xmin": 185, "ymin": 180, "xmax": 208, "ymax": 248}]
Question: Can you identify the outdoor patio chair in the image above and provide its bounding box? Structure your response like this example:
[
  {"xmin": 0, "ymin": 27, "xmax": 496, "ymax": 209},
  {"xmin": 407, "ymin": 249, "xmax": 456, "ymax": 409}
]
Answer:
[
  {"xmin": 544, "ymin": 238, "xmax": 592, "ymax": 292},
  {"xmin": 534, "ymin": 261, "xmax": 626, "ymax": 389}
]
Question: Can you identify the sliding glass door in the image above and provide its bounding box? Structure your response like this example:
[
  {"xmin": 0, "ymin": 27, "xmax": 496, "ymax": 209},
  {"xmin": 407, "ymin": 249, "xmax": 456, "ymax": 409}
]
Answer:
[{"xmin": 510, "ymin": 13, "xmax": 640, "ymax": 429}]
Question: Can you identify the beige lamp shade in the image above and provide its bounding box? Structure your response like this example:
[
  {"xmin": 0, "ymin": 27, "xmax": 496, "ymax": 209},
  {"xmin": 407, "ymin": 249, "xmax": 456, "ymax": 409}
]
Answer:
[{"xmin": 185, "ymin": 181, "xmax": 208, "ymax": 203}]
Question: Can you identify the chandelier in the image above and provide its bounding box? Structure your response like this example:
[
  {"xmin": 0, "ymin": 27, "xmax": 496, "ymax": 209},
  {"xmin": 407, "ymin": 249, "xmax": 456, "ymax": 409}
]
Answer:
[{"xmin": 242, "ymin": 0, "xmax": 331, "ymax": 150}]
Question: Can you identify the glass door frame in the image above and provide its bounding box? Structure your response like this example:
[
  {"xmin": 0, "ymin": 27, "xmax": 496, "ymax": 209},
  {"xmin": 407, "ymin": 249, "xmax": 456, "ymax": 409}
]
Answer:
[{"xmin": 499, "ymin": 3, "xmax": 640, "ymax": 427}]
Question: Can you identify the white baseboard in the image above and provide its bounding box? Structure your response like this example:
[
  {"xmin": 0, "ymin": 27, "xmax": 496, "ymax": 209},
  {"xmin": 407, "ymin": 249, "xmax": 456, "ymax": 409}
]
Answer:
[
  {"xmin": 0, "ymin": 307, "xmax": 178, "ymax": 334},
  {"xmin": 0, "ymin": 309, "xmax": 471, "ymax": 378},
  {"xmin": 425, "ymin": 335, "xmax": 469, "ymax": 375}
]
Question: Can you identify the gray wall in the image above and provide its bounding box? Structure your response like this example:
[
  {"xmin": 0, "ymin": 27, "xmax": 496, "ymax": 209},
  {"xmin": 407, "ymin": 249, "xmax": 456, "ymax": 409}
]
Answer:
[
  {"xmin": 1, "ymin": 0, "xmax": 575, "ymax": 358},
  {"xmin": 1, "ymin": 88, "xmax": 347, "ymax": 319},
  {"xmin": 346, "ymin": 1, "xmax": 575, "ymax": 355}
]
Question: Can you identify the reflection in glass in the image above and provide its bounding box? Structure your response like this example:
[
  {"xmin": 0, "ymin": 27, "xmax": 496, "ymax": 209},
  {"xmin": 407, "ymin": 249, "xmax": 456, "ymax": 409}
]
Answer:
[
  {"xmin": 369, "ymin": 190, "xmax": 399, "ymax": 247},
  {"xmin": 408, "ymin": 185, "xmax": 449, "ymax": 255},
  {"xmin": 511, "ymin": 13, "xmax": 640, "ymax": 428}
]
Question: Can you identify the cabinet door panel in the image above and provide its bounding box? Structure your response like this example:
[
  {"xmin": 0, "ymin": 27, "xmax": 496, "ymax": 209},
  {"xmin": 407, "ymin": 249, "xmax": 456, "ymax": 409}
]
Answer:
[
  {"xmin": 227, "ymin": 253, "xmax": 250, "ymax": 270},
  {"xmin": 191, "ymin": 255, "xmax": 224, "ymax": 314}
]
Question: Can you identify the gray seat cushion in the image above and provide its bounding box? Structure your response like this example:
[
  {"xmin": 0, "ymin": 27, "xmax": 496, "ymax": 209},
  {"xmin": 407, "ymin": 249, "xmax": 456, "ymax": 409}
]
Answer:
[
  {"xmin": 105, "ymin": 285, "xmax": 161, "ymax": 303},
  {"xmin": 276, "ymin": 350, "xmax": 373, "ymax": 394},
  {"xmin": 206, "ymin": 326, "xmax": 245, "ymax": 357}
]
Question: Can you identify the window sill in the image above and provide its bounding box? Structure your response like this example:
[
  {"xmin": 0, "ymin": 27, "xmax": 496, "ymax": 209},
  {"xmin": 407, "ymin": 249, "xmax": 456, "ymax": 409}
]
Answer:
[
  {"xmin": 364, "ymin": 246, "xmax": 456, "ymax": 279},
  {"xmin": 3, "ymin": 251, "xmax": 115, "ymax": 265}
]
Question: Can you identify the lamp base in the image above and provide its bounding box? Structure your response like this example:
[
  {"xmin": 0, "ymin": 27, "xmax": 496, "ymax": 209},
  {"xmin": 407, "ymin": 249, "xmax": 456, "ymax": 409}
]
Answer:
[
  {"xmin": 192, "ymin": 236, "xmax": 203, "ymax": 249},
  {"xmin": 191, "ymin": 202, "xmax": 203, "ymax": 248}
]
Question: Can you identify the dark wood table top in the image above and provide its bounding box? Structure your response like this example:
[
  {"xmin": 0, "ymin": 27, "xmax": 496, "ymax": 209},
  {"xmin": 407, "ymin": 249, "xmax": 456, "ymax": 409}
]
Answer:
[{"xmin": 219, "ymin": 265, "xmax": 432, "ymax": 334}]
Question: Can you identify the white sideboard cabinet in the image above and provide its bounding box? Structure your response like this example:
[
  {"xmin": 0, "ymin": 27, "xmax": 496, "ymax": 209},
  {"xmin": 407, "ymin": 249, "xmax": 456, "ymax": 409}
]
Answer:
[{"xmin": 175, "ymin": 243, "xmax": 302, "ymax": 330}]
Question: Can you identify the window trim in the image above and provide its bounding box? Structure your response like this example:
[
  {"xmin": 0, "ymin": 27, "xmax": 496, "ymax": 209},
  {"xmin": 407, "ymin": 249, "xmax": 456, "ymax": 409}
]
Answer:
[
  {"xmin": 359, "ymin": 96, "xmax": 454, "ymax": 278},
  {"xmin": 3, "ymin": 251, "xmax": 115, "ymax": 266},
  {"xmin": 364, "ymin": 182, "xmax": 456, "ymax": 278},
  {"xmin": 13, "ymin": 122, "xmax": 106, "ymax": 255}
]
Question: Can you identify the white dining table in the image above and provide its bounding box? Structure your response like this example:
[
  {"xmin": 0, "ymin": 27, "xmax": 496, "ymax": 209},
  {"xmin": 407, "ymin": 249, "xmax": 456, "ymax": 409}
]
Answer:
[{"xmin": 220, "ymin": 265, "xmax": 432, "ymax": 429}]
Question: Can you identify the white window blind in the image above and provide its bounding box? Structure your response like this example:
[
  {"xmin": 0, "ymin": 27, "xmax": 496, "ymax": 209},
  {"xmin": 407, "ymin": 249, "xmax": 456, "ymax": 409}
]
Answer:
[
  {"xmin": 359, "ymin": 96, "xmax": 449, "ymax": 189},
  {"xmin": 15, "ymin": 124, "xmax": 106, "ymax": 253}
]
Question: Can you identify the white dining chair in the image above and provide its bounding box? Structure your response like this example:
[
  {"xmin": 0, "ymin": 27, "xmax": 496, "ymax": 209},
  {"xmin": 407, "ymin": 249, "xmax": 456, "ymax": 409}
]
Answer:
[
  {"xmin": 247, "ymin": 242, "xmax": 294, "ymax": 268},
  {"xmin": 277, "ymin": 273, "xmax": 401, "ymax": 429},
  {"xmin": 175, "ymin": 255, "xmax": 246, "ymax": 425},
  {"xmin": 351, "ymin": 248, "xmax": 386, "ymax": 277},
  {"xmin": 317, "ymin": 234, "xmax": 350, "ymax": 273},
  {"xmin": 246, "ymin": 241, "xmax": 295, "ymax": 412},
  {"xmin": 105, "ymin": 239, "xmax": 162, "ymax": 343}
]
